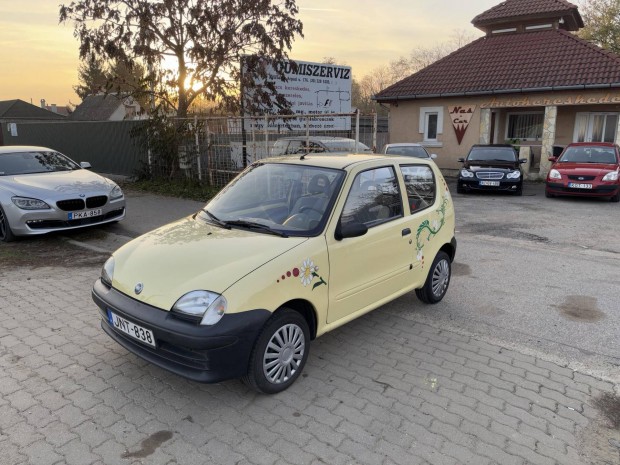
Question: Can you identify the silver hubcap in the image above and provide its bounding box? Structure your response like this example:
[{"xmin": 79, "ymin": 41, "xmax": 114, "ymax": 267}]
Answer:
[
  {"xmin": 431, "ymin": 259, "xmax": 450, "ymax": 297},
  {"xmin": 263, "ymin": 323, "xmax": 305, "ymax": 384}
]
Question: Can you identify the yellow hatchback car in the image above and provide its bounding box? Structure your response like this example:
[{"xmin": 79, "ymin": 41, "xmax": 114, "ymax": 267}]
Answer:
[{"xmin": 93, "ymin": 154, "xmax": 456, "ymax": 393}]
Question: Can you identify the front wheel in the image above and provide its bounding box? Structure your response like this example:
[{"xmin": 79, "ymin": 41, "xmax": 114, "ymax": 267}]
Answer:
[
  {"xmin": 243, "ymin": 309, "xmax": 310, "ymax": 394},
  {"xmin": 415, "ymin": 251, "xmax": 451, "ymax": 304},
  {"xmin": 610, "ymin": 191, "xmax": 620, "ymax": 203},
  {"xmin": 0, "ymin": 206, "xmax": 16, "ymax": 242}
]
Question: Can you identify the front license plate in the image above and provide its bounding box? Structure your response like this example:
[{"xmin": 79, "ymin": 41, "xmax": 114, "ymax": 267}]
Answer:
[
  {"xmin": 69, "ymin": 209, "xmax": 102, "ymax": 220},
  {"xmin": 107, "ymin": 310, "xmax": 156, "ymax": 347},
  {"xmin": 568, "ymin": 183, "xmax": 593, "ymax": 189},
  {"xmin": 479, "ymin": 181, "xmax": 500, "ymax": 186}
]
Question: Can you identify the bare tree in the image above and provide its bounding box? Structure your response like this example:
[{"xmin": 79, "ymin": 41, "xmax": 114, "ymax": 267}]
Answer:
[
  {"xmin": 578, "ymin": 0, "xmax": 620, "ymax": 54},
  {"xmin": 59, "ymin": 0, "xmax": 303, "ymax": 118}
]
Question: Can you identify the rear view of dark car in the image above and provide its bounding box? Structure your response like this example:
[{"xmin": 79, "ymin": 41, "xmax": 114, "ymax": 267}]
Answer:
[{"xmin": 457, "ymin": 144, "xmax": 526, "ymax": 196}]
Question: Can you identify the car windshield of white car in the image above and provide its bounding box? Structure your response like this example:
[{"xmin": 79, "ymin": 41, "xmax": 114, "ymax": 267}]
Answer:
[
  {"xmin": 559, "ymin": 147, "xmax": 617, "ymax": 164},
  {"xmin": 386, "ymin": 147, "xmax": 428, "ymax": 158},
  {"xmin": 198, "ymin": 163, "xmax": 345, "ymax": 237},
  {"xmin": 468, "ymin": 148, "xmax": 516, "ymax": 162},
  {"xmin": 0, "ymin": 151, "xmax": 80, "ymax": 176}
]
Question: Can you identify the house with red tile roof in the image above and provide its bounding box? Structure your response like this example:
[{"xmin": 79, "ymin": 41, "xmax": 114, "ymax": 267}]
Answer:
[{"xmin": 374, "ymin": 0, "xmax": 620, "ymax": 178}]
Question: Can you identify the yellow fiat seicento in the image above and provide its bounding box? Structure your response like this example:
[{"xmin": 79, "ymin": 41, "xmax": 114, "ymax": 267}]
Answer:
[{"xmin": 93, "ymin": 154, "xmax": 456, "ymax": 393}]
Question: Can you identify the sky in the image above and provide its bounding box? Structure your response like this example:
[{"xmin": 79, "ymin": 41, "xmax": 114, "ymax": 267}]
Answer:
[{"xmin": 0, "ymin": 0, "xmax": 499, "ymax": 107}]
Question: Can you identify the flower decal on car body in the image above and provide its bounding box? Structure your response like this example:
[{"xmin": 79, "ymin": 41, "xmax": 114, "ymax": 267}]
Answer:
[
  {"xmin": 276, "ymin": 258, "xmax": 327, "ymax": 290},
  {"xmin": 415, "ymin": 189, "xmax": 450, "ymax": 268}
]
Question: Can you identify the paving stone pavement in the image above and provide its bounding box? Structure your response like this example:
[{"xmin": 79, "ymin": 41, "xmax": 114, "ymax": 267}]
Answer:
[{"xmin": 0, "ymin": 263, "xmax": 619, "ymax": 465}]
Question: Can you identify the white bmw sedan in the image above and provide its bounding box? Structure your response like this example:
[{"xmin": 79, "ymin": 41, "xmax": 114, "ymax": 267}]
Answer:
[{"xmin": 0, "ymin": 146, "xmax": 125, "ymax": 242}]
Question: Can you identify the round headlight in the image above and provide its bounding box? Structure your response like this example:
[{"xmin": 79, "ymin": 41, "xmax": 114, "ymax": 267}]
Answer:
[
  {"xmin": 101, "ymin": 256, "xmax": 115, "ymax": 287},
  {"xmin": 460, "ymin": 169, "xmax": 474, "ymax": 178},
  {"xmin": 172, "ymin": 291, "xmax": 227, "ymax": 326},
  {"xmin": 506, "ymin": 170, "xmax": 521, "ymax": 179}
]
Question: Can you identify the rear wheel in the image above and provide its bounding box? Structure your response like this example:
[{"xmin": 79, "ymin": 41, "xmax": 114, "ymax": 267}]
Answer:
[
  {"xmin": 416, "ymin": 251, "xmax": 451, "ymax": 304},
  {"xmin": 0, "ymin": 206, "xmax": 16, "ymax": 242},
  {"xmin": 243, "ymin": 309, "xmax": 310, "ymax": 394}
]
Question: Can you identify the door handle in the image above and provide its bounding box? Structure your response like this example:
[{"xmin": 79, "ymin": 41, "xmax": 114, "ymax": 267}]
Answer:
[{"xmin": 402, "ymin": 228, "xmax": 411, "ymax": 236}]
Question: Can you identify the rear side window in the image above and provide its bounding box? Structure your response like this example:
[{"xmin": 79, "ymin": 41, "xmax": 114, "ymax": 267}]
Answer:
[
  {"xmin": 341, "ymin": 166, "xmax": 403, "ymax": 228},
  {"xmin": 400, "ymin": 165, "xmax": 436, "ymax": 213}
]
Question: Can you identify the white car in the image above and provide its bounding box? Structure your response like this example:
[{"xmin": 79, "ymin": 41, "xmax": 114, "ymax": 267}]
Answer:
[
  {"xmin": 0, "ymin": 146, "xmax": 125, "ymax": 242},
  {"xmin": 272, "ymin": 137, "xmax": 372, "ymax": 155},
  {"xmin": 383, "ymin": 143, "xmax": 437, "ymax": 160}
]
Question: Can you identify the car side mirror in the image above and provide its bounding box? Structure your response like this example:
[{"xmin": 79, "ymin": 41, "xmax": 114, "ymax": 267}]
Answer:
[
  {"xmin": 430, "ymin": 154, "xmax": 437, "ymax": 159},
  {"xmin": 548, "ymin": 156, "xmax": 558, "ymax": 163},
  {"xmin": 519, "ymin": 158, "xmax": 528, "ymax": 164},
  {"xmin": 335, "ymin": 220, "xmax": 368, "ymax": 241},
  {"xmin": 457, "ymin": 157, "xmax": 465, "ymax": 163},
  {"xmin": 80, "ymin": 162, "xmax": 92, "ymax": 169}
]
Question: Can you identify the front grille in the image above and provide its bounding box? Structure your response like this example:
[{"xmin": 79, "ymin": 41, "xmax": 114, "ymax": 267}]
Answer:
[
  {"xmin": 476, "ymin": 172, "xmax": 505, "ymax": 180},
  {"xmin": 56, "ymin": 199, "xmax": 85, "ymax": 211},
  {"xmin": 86, "ymin": 196, "xmax": 108, "ymax": 208},
  {"xmin": 568, "ymin": 175, "xmax": 595, "ymax": 181}
]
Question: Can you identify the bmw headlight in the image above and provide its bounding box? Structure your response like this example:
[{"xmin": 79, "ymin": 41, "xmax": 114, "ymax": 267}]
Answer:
[
  {"xmin": 506, "ymin": 170, "xmax": 521, "ymax": 179},
  {"xmin": 101, "ymin": 256, "xmax": 115, "ymax": 287},
  {"xmin": 12, "ymin": 196, "xmax": 50, "ymax": 210},
  {"xmin": 549, "ymin": 169, "xmax": 562, "ymax": 180},
  {"xmin": 110, "ymin": 184, "xmax": 124, "ymax": 200},
  {"xmin": 172, "ymin": 291, "xmax": 227, "ymax": 326},
  {"xmin": 460, "ymin": 169, "xmax": 474, "ymax": 178},
  {"xmin": 602, "ymin": 170, "xmax": 619, "ymax": 181}
]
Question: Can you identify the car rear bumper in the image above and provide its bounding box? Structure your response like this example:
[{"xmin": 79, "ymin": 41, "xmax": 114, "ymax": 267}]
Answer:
[
  {"xmin": 546, "ymin": 182, "xmax": 619, "ymax": 198},
  {"xmin": 92, "ymin": 279, "xmax": 270, "ymax": 383}
]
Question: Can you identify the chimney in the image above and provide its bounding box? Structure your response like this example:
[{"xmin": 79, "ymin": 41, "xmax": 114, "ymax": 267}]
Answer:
[
  {"xmin": 51, "ymin": 104, "xmax": 57, "ymax": 113},
  {"xmin": 40, "ymin": 99, "xmax": 46, "ymax": 109}
]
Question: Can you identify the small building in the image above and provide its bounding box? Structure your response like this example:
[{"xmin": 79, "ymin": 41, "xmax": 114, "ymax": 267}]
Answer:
[
  {"xmin": 374, "ymin": 0, "xmax": 620, "ymax": 178},
  {"xmin": 0, "ymin": 99, "xmax": 66, "ymax": 121},
  {"xmin": 70, "ymin": 93, "xmax": 144, "ymax": 121}
]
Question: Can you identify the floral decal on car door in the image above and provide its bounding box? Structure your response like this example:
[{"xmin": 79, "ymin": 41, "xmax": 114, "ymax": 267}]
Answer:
[
  {"xmin": 276, "ymin": 258, "xmax": 327, "ymax": 290},
  {"xmin": 416, "ymin": 190, "xmax": 450, "ymax": 268}
]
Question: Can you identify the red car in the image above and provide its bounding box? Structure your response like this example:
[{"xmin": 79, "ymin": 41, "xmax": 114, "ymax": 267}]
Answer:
[{"xmin": 545, "ymin": 142, "xmax": 620, "ymax": 202}]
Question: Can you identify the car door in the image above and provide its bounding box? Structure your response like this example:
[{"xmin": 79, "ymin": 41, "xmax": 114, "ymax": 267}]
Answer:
[{"xmin": 326, "ymin": 165, "xmax": 415, "ymax": 324}]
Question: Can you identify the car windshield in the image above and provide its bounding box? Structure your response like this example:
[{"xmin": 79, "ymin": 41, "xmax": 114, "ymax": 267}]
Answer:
[
  {"xmin": 467, "ymin": 147, "xmax": 516, "ymax": 162},
  {"xmin": 322, "ymin": 140, "xmax": 371, "ymax": 153},
  {"xmin": 198, "ymin": 163, "xmax": 345, "ymax": 237},
  {"xmin": 0, "ymin": 150, "xmax": 80, "ymax": 176},
  {"xmin": 385, "ymin": 146, "xmax": 429, "ymax": 158},
  {"xmin": 558, "ymin": 146, "xmax": 617, "ymax": 164}
]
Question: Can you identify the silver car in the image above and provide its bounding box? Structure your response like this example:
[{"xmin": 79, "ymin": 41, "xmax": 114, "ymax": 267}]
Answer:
[
  {"xmin": 0, "ymin": 146, "xmax": 125, "ymax": 242},
  {"xmin": 383, "ymin": 143, "xmax": 437, "ymax": 160}
]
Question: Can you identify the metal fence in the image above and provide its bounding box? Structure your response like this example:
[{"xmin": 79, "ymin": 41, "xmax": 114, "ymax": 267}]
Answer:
[{"xmin": 1, "ymin": 113, "xmax": 387, "ymax": 188}]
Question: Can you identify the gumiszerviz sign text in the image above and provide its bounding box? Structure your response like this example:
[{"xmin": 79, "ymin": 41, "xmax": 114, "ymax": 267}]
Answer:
[{"xmin": 450, "ymin": 105, "xmax": 476, "ymax": 145}]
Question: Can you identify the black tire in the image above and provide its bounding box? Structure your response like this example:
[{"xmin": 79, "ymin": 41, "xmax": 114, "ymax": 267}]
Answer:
[
  {"xmin": 0, "ymin": 206, "xmax": 16, "ymax": 243},
  {"xmin": 456, "ymin": 183, "xmax": 465, "ymax": 194},
  {"xmin": 545, "ymin": 189, "xmax": 554, "ymax": 198},
  {"xmin": 610, "ymin": 191, "xmax": 620, "ymax": 203},
  {"xmin": 415, "ymin": 251, "xmax": 451, "ymax": 304},
  {"xmin": 243, "ymin": 308, "xmax": 310, "ymax": 394},
  {"xmin": 514, "ymin": 185, "xmax": 523, "ymax": 196}
]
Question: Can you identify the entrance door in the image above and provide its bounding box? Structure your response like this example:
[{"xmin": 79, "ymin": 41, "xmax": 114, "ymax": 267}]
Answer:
[{"xmin": 574, "ymin": 113, "xmax": 619, "ymax": 143}]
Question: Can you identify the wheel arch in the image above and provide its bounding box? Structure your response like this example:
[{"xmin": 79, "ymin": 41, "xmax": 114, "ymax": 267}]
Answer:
[
  {"xmin": 275, "ymin": 299, "xmax": 318, "ymax": 340},
  {"xmin": 439, "ymin": 239, "xmax": 457, "ymax": 263}
]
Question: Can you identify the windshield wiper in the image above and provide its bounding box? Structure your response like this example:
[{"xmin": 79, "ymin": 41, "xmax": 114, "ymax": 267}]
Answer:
[
  {"xmin": 201, "ymin": 209, "xmax": 230, "ymax": 229},
  {"xmin": 225, "ymin": 220, "xmax": 288, "ymax": 237}
]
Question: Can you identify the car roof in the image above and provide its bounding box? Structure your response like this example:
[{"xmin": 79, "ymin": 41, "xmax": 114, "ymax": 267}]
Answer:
[
  {"xmin": 276, "ymin": 136, "xmax": 355, "ymax": 142},
  {"xmin": 566, "ymin": 142, "xmax": 616, "ymax": 148},
  {"xmin": 384, "ymin": 143, "xmax": 423, "ymax": 147},
  {"xmin": 0, "ymin": 145, "xmax": 55, "ymax": 155},
  {"xmin": 259, "ymin": 153, "xmax": 434, "ymax": 170},
  {"xmin": 470, "ymin": 144, "xmax": 513, "ymax": 148}
]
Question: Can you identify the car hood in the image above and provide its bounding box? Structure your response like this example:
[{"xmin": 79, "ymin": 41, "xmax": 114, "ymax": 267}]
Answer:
[
  {"xmin": 0, "ymin": 170, "xmax": 112, "ymax": 197},
  {"xmin": 553, "ymin": 162, "xmax": 618, "ymax": 176},
  {"xmin": 111, "ymin": 216, "xmax": 308, "ymax": 311},
  {"xmin": 464, "ymin": 161, "xmax": 518, "ymax": 172}
]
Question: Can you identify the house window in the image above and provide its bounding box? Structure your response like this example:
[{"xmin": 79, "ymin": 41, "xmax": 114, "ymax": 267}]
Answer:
[
  {"xmin": 419, "ymin": 107, "xmax": 443, "ymax": 142},
  {"xmin": 506, "ymin": 112, "xmax": 544, "ymax": 140},
  {"xmin": 574, "ymin": 113, "xmax": 618, "ymax": 143}
]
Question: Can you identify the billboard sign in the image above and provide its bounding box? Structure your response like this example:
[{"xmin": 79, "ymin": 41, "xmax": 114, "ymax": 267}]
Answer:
[{"xmin": 243, "ymin": 58, "xmax": 352, "ymax": 131}]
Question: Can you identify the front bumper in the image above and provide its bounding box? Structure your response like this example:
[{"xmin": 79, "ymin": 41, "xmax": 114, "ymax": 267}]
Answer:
[
  {"xmin": 458, "ymin": 178, "xmax": 521, "ymax": 192},
  {"xmin": 92, "ymin": 279, "xmax": 270, "ymax": 383},
  {"xmin": 546, "ymin": 182, "xmax": 619, "ymax": 198}
]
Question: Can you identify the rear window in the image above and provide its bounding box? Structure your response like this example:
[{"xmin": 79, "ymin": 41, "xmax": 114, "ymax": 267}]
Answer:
[{"xmin": 468, "ymin": 147, "xmax": 516, "ymax": 162}]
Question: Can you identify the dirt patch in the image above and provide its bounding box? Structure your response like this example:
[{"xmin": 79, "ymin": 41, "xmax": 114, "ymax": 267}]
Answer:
[
  {"xmin": 577, "ymin": 393, "xmax": 620, "ymax": 464},
  {"xmin": 594, "ymin": 392, "xmax": 620, "ymax": 430},
  {"xmin": 122, "ymin": 430, "xmax": 173, "ymax": 459},
  {"xmin": 0, "ymin": 235, "xmax": 109, "ymax": 269},
  {"xmin": 452, "ymin": 262, "xmax": 472, "ymax": 276},
  {"xmin": 554, "ymin": 295, "xmax": 605, "ymax": 323}
]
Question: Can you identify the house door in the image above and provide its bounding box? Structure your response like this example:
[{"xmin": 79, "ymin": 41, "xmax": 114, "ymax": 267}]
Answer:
[{"xmin": 574, "ymin": 113, "xmax": 619, "ymax": 143}]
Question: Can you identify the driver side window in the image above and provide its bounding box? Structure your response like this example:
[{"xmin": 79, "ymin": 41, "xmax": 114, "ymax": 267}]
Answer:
[{"xmin": 341, "ymin": 167, "xmax": 403, "ymax": 228}]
